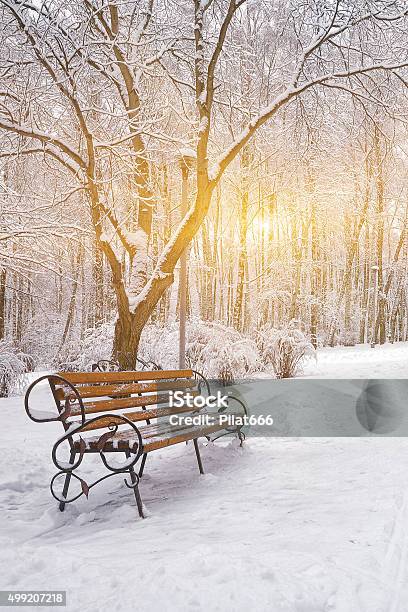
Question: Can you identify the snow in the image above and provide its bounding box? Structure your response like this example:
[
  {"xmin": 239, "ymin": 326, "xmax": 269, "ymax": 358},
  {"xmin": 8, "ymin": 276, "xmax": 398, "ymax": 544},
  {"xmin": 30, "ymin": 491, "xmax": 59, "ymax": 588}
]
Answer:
[
  {"xmin": 26, "ymin": 408, "xmax": 58, "ymax": 421},
  {"xmin": 127, "ymin": 229, "xmax": 149, "ymax": 308},
  {"xmin": 179, "ymin": 147, "xmax": 197, "ymax": 160},
  {"xmin": 2, "ymin": 378, "xmax": 408, "ymax": 611},
  {"xmin": 198, "ymin": 116, "xmax": 209, "ymax": 133},
  {"xmin": 123, "ymin": 229, "xmax": 148, "ymax": 249},
  {"xmin": 155, "ymin": 270, "xmax": 172, "ymax": 280},
  {"xmin": 303, "ymin": 342, "xmax": 408, "ymax": 378}
]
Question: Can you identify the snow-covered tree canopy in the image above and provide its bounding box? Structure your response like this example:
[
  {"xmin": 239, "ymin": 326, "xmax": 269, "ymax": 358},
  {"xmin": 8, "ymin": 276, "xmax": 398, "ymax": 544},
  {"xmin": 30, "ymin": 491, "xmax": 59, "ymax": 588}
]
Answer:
[{"xmin": 1, "ymin": 0, "xmax": 408, "ymax": 368}]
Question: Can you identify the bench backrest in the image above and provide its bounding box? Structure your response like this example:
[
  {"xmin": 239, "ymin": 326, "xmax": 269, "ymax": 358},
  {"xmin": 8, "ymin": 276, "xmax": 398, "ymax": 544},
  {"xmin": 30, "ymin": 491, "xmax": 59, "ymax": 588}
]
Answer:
[{"xmin": 48, "ymin": 369, "xmax": 203, "ymax": 432}]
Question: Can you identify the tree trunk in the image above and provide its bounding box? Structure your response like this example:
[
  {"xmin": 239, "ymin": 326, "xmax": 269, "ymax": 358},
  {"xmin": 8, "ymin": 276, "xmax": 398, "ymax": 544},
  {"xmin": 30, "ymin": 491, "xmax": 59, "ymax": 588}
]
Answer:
[
  {"xmin": 374, "ymin": 124, "xmax": 386, "ymax": 344},
  {"xmin": 93, "ymin": 239, "xmax": 104, "ymax": 326},
  {"xmin": 56, "ymin": 246, "xmax": 82, "ymax": 359},
  {"xmin": 15, "ymin": 276, "xmax": 24, "ymax": 343},
  {"xmin": 0, "ymin": 269, "xmax": 6, "ymax": 341},
  {"xmin": 112, "ymin": 312, "xmax": 143, "ymax": 370},
  {"xmin": 360, "ymin": 223, "xmax": 371, "ymax": 343},
  {"xmin": 289, "ymin": 209, "xmax": 305, "ymax": 323},
  {"xmin": 233, "ymin": 147, "xmax": 250, "ymax": 331},
  {"xmin": 308, "ymin": 169, "xmax": 319, "ymax": 348},
  {"xmin": 200, "ymin": 220, "xmax": 214, "ymax": 320}
]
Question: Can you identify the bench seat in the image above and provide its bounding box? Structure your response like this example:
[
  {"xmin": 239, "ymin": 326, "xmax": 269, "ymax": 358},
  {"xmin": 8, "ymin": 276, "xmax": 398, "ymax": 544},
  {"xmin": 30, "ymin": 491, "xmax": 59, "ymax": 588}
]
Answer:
[{"xmin": 74, "ymin": 414, "xmax": 242, "ymax": 453}]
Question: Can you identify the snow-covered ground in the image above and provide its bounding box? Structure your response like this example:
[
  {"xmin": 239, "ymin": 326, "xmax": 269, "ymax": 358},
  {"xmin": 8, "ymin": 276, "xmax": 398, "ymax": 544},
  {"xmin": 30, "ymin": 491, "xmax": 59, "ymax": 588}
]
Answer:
[
  {"xmin": 303, "ymin": 341, "xmax": 408, "ymax": 378},
  {"xmin": 2, "ymin": 384, "xmax": 408, "ymax": 612}
]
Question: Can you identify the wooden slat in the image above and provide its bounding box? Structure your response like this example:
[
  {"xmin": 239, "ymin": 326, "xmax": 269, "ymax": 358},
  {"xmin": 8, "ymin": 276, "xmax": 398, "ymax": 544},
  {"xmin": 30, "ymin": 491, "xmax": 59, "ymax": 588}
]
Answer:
[
  {"xmin": 138, "ymin": 412, "xmax": 241, "ymax": 441},
  {"xmin": 68, "ymin": 391, "xmax": 199, "ymax": 416},
  {"xmin": 54, "ymin": 378, "xmax": 197, "ymax": 401},
  {"xmin": 75, "ymin": 417, "xmax": 236, "ymax": 452},
  {"xmin": 77, "ymin": 420, "xmax": 195, "ymax": 448},
  {"xmin": 55, "ymin": 369, "xmax": 193, "ymax": 385},
  {"xmin": 73, "ymin": 403, "xmax": 201, "ymax": 431},
  {"xmin": 143, "ymin": 423, "xmax": 225, "ymax": 452}
]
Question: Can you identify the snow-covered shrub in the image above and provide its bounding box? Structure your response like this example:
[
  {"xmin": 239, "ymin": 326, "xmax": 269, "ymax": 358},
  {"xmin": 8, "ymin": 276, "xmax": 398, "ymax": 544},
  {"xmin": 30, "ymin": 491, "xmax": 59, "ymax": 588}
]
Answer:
[
  {"xmin": 62, "ymin": 321, "xmax": 114, "ymax": 371},
  {"xmin": 21, "ymin": 314, "xmax": 66, "ymax": 367},
  {"xmin": 258, "ymin": 325, "xmax": 315, "ymax": 379},
  {"xmin": 57, "ymin": 320, "xmax": 157, "ymax": 371},
  {"xmin": 138, "ymin": 323, "xmax": 173, "ymax": 369},
  {"xmin": 0, "ymin": 341, "xmax": 34, "ymax": 397},
  {"xmin": 140, "ymin": 319, "xmax": 261, "ymax": 383},
  {"xmin": 186, "ymin": 320, "xmax": 260, "ymax": 384},
  {"xmin": 339, "ymin": 329, "xmax": 358, "ymax": 347},
  {"xmin": 50, "ymin": 317, "xmax": 261, "ymax": 380}
]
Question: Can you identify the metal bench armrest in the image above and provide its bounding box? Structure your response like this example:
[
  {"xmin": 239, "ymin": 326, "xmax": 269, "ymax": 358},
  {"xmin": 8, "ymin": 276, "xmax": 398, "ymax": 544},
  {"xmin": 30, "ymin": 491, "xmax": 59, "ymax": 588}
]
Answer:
[
  {"xmin": 219, "ymin": 394, "xmax": 248, "ymax": 416},
  {"xmin": 192, "ymin": 369, "xmax": 211, "ymax": 395},
  {"xmin": 25, "ymin": 374, "xmax": 86, "ymax": 425}
]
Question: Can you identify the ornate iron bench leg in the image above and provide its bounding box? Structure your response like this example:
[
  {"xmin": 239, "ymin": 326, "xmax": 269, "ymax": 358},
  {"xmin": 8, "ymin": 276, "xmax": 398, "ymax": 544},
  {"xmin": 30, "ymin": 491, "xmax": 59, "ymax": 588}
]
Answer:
[
  {"xmin": 193, "ymin": 439, "xmax": 204, "ymax": 474},
  {"xmin": 138, "ymin": 453, "xmax": 147, "ymax": 478},
  {"xmin": 238, "ymin": 429, "xmax": 246, "ymax": 447},
  {"xmin": 125, "ymin": 450, "xmax": 145, "ymax": 519},
  {"xmin": 59, "ymin": 449, "xmax": 76, "ymax": 512}
]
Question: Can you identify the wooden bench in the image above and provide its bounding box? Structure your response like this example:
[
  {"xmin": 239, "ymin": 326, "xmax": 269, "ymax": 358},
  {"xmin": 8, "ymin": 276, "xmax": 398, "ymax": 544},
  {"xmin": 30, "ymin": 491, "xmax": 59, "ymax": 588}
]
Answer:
[{"xmin": 24, "ymin": 369, "xmax": 247, "ymax": 518}]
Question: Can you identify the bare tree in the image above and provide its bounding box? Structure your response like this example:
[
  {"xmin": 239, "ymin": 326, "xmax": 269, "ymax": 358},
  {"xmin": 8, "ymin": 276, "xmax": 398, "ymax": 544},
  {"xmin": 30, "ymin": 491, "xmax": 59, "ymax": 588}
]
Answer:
[{"xmin": 1, "ymin": 0, "xmax": 408, "ymax": 367}]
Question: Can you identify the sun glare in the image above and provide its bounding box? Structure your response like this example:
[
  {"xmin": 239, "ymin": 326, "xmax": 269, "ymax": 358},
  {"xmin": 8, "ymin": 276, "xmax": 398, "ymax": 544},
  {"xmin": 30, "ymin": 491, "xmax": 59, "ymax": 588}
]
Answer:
[{"xmin": 251, "ymin": 217, "xmax": 270, "ymax": 236}]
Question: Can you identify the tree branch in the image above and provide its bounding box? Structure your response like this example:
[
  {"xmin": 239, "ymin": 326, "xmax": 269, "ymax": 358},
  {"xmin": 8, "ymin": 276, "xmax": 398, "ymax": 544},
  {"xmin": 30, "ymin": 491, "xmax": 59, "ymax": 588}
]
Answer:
[{"xmin": 0, "ymin": 118, "xmax": 86, "ymax": 169}]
